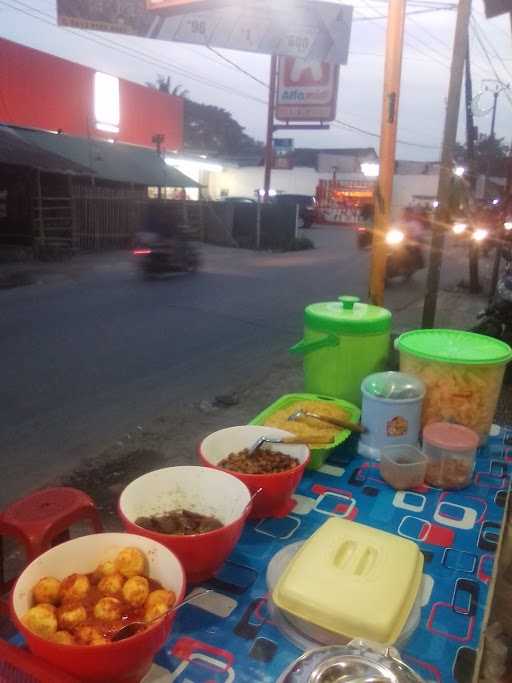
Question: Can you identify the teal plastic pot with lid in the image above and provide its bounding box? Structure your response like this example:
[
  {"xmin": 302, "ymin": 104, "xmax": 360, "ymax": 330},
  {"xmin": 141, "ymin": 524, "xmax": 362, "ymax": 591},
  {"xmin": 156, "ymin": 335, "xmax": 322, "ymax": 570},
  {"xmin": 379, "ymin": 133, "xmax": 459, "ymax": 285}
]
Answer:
[{"xmin": 290, "ymin": 295, "xmax": 392, "ymax": 407}]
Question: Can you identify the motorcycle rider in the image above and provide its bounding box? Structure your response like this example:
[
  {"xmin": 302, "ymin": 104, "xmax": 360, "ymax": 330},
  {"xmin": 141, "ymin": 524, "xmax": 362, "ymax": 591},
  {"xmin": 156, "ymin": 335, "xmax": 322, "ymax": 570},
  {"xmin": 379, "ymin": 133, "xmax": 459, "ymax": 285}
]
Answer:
[{"xmin": 401, "ymin": 207, "xmax": 425, "ymax": 270}]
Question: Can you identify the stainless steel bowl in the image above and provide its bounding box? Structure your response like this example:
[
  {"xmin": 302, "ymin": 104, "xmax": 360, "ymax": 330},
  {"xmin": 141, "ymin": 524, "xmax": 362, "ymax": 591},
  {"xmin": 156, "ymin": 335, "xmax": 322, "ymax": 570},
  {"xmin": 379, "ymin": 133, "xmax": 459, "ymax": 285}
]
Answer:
[{"xmin": 278, "ymin": 644, "xmax": 425, "ymax": 683}]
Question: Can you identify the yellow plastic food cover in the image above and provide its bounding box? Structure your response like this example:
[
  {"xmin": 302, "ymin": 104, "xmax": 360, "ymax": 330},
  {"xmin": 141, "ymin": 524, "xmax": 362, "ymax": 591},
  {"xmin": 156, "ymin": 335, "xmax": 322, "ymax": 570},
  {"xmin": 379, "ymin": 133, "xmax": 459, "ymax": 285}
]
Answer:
[{"xmin": 273, "ymin": 518, "xmax": 423, "ymax": 645}]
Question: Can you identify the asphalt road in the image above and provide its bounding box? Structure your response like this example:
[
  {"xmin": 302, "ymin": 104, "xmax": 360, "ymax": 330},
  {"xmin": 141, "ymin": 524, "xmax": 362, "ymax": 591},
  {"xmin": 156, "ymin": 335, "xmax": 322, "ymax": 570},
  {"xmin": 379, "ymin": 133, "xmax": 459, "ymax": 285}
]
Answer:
[{"xmin": 0, "ymin": 227, "xmax": 467, "ymax": 505}]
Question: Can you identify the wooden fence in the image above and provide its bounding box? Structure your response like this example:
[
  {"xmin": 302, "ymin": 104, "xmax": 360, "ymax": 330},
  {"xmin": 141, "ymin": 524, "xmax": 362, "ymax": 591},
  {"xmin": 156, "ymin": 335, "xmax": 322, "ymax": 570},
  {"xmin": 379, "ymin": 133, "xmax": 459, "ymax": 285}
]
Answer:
[{"xmin": 73, "ymin": 195, "xmax": 145, "ymax": 250}]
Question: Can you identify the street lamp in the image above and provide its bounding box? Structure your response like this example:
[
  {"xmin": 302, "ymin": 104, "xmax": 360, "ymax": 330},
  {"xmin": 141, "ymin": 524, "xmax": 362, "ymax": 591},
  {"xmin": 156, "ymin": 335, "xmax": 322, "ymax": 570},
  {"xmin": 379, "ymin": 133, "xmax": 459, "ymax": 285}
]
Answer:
[{"xmin": 361, "ymin": 162, "xmax": 380, "ymax": 178}]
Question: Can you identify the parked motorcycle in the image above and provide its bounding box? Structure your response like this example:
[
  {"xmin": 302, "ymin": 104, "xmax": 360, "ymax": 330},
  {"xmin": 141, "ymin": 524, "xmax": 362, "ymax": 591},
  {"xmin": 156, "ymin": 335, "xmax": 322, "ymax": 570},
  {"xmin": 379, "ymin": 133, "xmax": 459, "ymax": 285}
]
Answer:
[
  {"xmin": 133, "ymin": 236, "xmax": 200, "ymax": 278},
  {"xmin": 472, "ymin": 248, "xmax": 512, "ymax": 339},
  {"xmin": 385, "ymin": 228, "xmax": 425, "ymax": 282}
]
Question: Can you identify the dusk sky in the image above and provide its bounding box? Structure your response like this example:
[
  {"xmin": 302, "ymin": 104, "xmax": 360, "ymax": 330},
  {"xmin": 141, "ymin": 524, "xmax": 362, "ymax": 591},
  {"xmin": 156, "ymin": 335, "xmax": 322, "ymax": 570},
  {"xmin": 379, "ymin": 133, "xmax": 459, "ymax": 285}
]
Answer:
[{"xmin": 0, "ymin": 0, "xmax": 511, "ymax": 161}]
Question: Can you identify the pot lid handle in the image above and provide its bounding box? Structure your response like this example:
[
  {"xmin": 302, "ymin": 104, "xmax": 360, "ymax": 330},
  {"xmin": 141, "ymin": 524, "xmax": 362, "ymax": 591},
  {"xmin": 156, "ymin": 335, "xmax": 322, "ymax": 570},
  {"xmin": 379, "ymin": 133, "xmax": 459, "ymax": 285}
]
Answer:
[{"xmin": 339, "ymin": 295, "xmax": 360, "ymax": 311}]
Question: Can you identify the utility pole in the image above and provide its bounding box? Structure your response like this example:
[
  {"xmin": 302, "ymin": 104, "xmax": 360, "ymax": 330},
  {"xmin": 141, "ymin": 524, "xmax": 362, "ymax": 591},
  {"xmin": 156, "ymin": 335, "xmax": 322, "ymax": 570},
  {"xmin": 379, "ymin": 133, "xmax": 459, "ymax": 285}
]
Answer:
[
  {"xmin": 369, "ymin": 0, "xmax": 407, "ymax": 306},
  {"xmin": 465, "ymin": 43, "xmax": 481, "ymax": 294},
  {"xmin": 490, "ymin": 88, "xmax": 499, "ymax": 139},
  {"xmin": 422, "ymin": 0, "xmax": 472, "ymax": 327},
  {"xmin": 152, "ymin": 133, "xmax": 165, "ymax": 200},
  {"xmin": 263, "ymin": 55, "xmax": 278, "ymax": 203}
]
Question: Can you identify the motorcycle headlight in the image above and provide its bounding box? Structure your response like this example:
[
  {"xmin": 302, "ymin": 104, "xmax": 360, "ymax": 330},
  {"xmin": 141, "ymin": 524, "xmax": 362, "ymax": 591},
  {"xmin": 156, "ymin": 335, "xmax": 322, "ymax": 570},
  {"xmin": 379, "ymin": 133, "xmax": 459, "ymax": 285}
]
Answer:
[
  {"xmin": 472, "ymin": 228, "xmax": 489, "ymax": 242},
  {"xmin": 504, "ymin": 221, "xmax": 512, "ymax": 232},
  {"xmin": 452, "ymin": 222, "xmax": 468, "ymax": 235},
  {"xmin": 385, "ymin": 228, "xmax": 405, "ymax": 246}
]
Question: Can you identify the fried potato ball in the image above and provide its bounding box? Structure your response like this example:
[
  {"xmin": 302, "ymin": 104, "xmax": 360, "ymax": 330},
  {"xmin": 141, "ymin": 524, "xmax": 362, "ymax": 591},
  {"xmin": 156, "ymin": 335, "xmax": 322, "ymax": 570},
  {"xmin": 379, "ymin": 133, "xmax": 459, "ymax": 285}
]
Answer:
[
  {"xmin": 33, "ymin": 577, "xmax": 61, "ymax": 605},
  {"xmin": 91, "ymin": 560, "xmax": 117, "ymax": 584},
  {"xmin": 144, "ymin": 601, "xmax": 170, "ymax": 623},
  {"xmin": 75, "ymin": 625, "xmax": 108, "ymax": 646},
  {"xmin": 23, "ymin": 604, "xmax": 58, "ymax": 639},
  {"xmin": 145, "ymin": 589, "xmax": 176, "ymax": 610},
  {"xmin": 51, "ymin": 630, "xmax": 75, "ymax": 645},
  {"xmin": 97, "ymin": 560, "xmax": 116, "ymax": 577},
  {"xmin": 98, "ymin": 572, "xmax": 124, "ymax": 596},
  {"xmin": 115, "ymin": 548, "xmax": 146, "ymax": 578},
  {"xmin": 58, "ymin": 604, "xmax": 87, "ymax": 630},
  {"xmin": 122, "ymin": 576, "xmax": 149, "ymax": 607},
  {"xmin": 59, "ymin": 573, "xmax": 90, "ymax": 603},
  {"xmin": 94, "ymin": 597, "xmax": 122, "ymax": 622}
]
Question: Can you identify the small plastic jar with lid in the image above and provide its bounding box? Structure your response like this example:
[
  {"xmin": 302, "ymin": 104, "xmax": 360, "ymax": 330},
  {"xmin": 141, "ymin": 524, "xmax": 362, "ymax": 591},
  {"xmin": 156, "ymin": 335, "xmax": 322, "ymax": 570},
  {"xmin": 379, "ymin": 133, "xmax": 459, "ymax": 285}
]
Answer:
[{"xmin": 423, "ymin": 422, "xmax": 479, "ymax": 489}]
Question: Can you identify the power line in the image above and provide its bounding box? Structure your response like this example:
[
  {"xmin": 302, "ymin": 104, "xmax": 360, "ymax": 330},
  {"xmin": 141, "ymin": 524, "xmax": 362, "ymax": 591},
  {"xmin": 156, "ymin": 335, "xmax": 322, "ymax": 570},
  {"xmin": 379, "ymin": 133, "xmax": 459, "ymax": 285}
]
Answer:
[
  {"xmin": 0, "ymin": 0, "xmax": 269, "ymax": 105},
  {"xmin": 473, "ymin": 7, "xmax": 512, "ymax": 41},
  {"xmin": 1, "ymin": 0, "xmax": 442, "ymax": 152},
  {"xmin": 406, "ymin": 13, "xmax": 489, "ymax": 79},
  {"xmin": 333, "ymin": 119, "xmax": 441, "ymax": 150},
  {"xmin": 207, "ymin": 47, "xmax": 268, "ymax": 88},
  {"xmin": 472, "ymin": 17, "xmax": 512, "ymax": 83},
  {"xmin": 471, "ymin": 18, "xmax": 512, "ymax": 109},
  {"xmin": 358, "ymin": 0, "xmax": 453, "ymax": 71}
]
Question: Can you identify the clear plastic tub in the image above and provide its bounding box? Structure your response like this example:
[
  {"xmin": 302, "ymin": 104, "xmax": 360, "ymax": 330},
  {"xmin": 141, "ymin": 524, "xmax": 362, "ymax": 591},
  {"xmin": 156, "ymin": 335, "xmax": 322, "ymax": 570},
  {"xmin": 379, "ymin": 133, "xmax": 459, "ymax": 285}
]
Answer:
[
  {"xmin": 397, "ymin": 329, "xmax": 512, "ymax": 443},
  {"xmin": 423, "ymin": 422, "xmax": 479, "ymax": 489},
  {"xmin": 380, "ymin": 445, "xmax": 427, "ymax": 490}
]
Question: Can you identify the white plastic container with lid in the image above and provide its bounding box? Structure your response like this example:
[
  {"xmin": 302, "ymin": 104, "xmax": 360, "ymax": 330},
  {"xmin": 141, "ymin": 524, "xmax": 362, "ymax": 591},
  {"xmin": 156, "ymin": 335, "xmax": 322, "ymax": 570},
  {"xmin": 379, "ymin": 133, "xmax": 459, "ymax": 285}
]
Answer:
[
  {"xmin": 423, "ymin": 422, "xmax": 479, "ymax": 490},
  {"xmin": 358, "ymin": 371, "xmax": 426, "ymax": 461}
]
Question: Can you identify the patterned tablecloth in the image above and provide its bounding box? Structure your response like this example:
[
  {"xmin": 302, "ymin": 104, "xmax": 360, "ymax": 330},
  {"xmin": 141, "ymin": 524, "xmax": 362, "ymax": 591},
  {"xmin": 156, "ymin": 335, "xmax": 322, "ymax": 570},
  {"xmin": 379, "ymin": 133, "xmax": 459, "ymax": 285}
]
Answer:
[
  {"xmin": 146, "ymin": 426, "xmax": 511, "ymax": 683},
  {"xmin": 7, "ymin": 430, "xmax": 509, "ymax": 682}
]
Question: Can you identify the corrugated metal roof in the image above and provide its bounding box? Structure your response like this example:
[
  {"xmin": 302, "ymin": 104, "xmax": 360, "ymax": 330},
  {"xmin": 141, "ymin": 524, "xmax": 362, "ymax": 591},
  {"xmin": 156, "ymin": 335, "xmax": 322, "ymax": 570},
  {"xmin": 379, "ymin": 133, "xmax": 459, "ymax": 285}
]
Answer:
[
  {"xmin": 0, "ymin": 125, "xmax": 92, "ymax": 174},
  {"xmin": 4, "ymin": 127, "xmax": 199, "ymax": 188}
]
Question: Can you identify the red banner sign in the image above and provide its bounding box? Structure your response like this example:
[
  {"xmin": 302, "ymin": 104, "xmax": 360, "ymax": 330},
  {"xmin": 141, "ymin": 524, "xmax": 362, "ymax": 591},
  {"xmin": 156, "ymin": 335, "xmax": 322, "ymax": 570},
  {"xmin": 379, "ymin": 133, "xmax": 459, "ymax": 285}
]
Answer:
[{"xmin": 275, "ymin": 57, "xmax": 339, "ymax": 122}]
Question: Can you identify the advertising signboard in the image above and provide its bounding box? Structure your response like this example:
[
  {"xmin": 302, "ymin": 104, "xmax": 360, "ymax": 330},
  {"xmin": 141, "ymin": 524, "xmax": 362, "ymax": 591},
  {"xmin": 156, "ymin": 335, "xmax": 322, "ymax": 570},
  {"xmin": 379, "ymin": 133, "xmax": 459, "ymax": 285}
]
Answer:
[
  {"xmin": 57, "ymin": 0, "xmax": 353, "ymax": 64},
  {"xmin": 146, "ymin": 0, "xmax": 230, "ymax": 11},
  {"xmin": 273, "ymin": 138, "xmax": 294, "ymax": 169},
  {"xmin": 0, "ymin": 38, "xmax": 183, "ymax": 150},
  {"xmin": 483, "ymin": 0, "xmax": 512, "ymax": 17},
  {"xmin": 275, "ymin": 57, "xmax": 339, "ymax": 122}
]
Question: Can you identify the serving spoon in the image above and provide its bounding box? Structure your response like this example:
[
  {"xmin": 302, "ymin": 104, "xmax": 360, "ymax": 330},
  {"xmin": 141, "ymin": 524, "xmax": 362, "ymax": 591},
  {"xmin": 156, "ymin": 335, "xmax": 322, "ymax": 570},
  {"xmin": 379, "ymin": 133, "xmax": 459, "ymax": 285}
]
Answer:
[
  {"xmin": 248, "ymin": 434, "xmax": 333, "ymax": 455},
  {"xmin": 112, "ymin": 589, "xmax": 212, "ymax": 642},
  {"xmin": 288, "ymin": 409, "xmax": 367, "ymax": 434}
]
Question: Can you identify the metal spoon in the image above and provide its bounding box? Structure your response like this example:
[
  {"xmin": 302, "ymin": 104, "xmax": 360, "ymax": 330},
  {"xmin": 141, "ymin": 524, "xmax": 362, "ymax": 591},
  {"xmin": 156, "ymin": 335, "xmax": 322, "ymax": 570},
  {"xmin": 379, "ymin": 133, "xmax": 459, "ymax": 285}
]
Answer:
[
  {"xmin": 248, "ymin": 434, "xmax": 332, "ymax": 455},
  {"xmin": 111, "ymin": 589, "xmax": 212, "ymax": 642},
  {"xmin": 288, "ymin": 409, "xmax": 367, "ymax": 434}
]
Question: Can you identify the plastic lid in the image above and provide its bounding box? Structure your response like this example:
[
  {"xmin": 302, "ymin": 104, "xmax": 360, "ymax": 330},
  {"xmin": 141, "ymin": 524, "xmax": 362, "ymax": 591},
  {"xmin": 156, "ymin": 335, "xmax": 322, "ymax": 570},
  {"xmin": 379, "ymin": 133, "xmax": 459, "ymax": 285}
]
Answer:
[
  {"xmin": 362, "ymin": 372, "xmax": 425, "ymax": 401},
  {"xmin": 304, "ymin": 295, "xmax": 392, "ymax": 335},
  {"xmin": 397, "ymin": 329, "xmax": 512, "ymax": 365},
  {"xmin": 423, "ymin": 422, "xmax": 480, "ymax": 452}
]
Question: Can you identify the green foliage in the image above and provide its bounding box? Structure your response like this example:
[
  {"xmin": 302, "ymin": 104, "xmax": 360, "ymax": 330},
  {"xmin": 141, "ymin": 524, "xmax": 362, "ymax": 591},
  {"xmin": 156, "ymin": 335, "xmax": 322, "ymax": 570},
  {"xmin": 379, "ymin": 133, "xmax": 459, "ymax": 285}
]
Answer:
[
  {"xmin": 145, "ymin": 75, "xmax": 189, "ymax": 97},
  {"xmin": 184, "ymin": 99, "xmax": 263, "ymax": 156},
  {"xmin": 146, "ymin": 76, "xmax": 263, "ymax": 157},
  {"xmin": 455, "ymin": 136, "xmax": 510, "ymax": 177}
]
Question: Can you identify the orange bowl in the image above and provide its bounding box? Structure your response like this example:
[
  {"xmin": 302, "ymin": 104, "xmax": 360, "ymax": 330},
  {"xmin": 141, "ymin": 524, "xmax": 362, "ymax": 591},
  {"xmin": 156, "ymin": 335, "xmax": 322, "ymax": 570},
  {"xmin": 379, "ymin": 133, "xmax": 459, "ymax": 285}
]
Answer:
[
  {"xmin": 198, "ymin": 426, "xmax": 310, "ymax": 518},
  {"xmin": 11, "ymin": 533, "xmax": 186, "ymax": 683},
  {"xmin": 118, "ymin": 466, "xmax": 252, "ymax": 583}
]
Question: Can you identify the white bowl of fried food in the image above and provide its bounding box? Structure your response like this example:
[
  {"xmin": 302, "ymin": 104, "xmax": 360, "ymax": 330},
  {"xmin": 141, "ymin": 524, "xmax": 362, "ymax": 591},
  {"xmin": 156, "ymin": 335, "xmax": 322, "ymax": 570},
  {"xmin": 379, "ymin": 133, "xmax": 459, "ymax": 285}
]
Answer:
[{"xmin": 11, "ymin": 533, "xmax": 185, "ymax": 683}]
